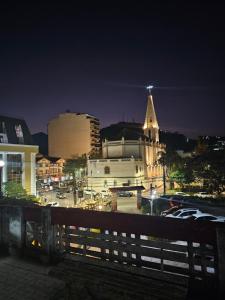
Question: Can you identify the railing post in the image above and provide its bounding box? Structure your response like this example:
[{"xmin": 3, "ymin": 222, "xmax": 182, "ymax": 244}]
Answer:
[
  {"xmin": 137, "ymin": 190, "xmax": 142, "ymax": 209},
  {"xmin": 41, "ymin": 207, "xmax": 55, "ymax": 263},
  {"xmin": 8, "ymin": 206, "xmax": 25, "ymax": 257},
  {"xmin": 0, "ymin": 206, "xmax": 3, "ymax": 248},
  {"xmin": 111, "ymin": 192, "xmax": 117, "ymax": 212},
  {"xmin": 216, "ymin": 227, "xmax": 225, "ymax": 299}
]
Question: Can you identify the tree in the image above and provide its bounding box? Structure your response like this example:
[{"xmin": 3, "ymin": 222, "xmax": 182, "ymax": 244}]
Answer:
[
  {"xmin": 3, "ymin": 182, "xmax": 39, "ymax": 203},
  {"xmin": 3, "ymin": 182, "xmax": 27, "ymax": 198},
  {"xmin": 63, "ymin": 155, "xmax": 87, "ymax": 205},
  {"xmin": 169, "ymin": 164, "xmax": 194, "ymax": 189},
  {"xmin": 191, "ymin": 150, "xmax": 225, "ymax": 194},
  {"xmin": 159, "ymin": 150, "xmax": 194, "ymax": 190}
]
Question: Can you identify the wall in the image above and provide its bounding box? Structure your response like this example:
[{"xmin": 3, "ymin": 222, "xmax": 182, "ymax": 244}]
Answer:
[{"xmin": 88, "ymin": 158, "xmax": 145, "ymax": 191}]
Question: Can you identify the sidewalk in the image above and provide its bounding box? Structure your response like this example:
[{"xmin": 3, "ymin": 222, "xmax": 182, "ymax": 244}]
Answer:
[{"xmin": 0, "ymin": 255, "xmax": 66, "ymax": 300}]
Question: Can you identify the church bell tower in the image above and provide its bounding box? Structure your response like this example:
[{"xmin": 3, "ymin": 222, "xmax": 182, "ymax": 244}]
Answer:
[{"xmin": 143, "ymin": 86, "xmax": 159, "ymax": 142}]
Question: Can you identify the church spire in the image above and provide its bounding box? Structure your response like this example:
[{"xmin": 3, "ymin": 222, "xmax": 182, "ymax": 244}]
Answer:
[{"xmin": 143, "ymin": 88, "xmax": 159, "ymax": 142}]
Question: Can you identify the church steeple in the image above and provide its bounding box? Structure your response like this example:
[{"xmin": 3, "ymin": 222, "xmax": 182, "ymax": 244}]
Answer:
[{"xmin": 143, "ymin": 88, "xmax": 159, "ymax": 142}]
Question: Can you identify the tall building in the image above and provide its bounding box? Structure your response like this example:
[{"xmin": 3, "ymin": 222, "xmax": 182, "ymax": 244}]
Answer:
[
  {"xmin": 88, "ymin": 93, "xmax": 165, "ymax": 191},
  {"xmin": 48, "ymin": 112, "xmax": 100, "ymax": 159},
  {"xmin": 143, "ymin": 93, "xmax": 159, "ymax": 142},
  {"xmin": 0, "ymin": 116, "xmax": 38, "ymax": 195}
]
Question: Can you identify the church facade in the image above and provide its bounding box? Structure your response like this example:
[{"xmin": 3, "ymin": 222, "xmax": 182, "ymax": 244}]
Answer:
[{"xmin": 87, "ymin": 93, "xmax": 165, "ymax": 192}]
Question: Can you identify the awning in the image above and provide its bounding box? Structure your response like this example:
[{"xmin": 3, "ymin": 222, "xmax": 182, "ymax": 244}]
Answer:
[{"xmin": 109, "ymin": 186, "xmax": 145, "ymax": 192}]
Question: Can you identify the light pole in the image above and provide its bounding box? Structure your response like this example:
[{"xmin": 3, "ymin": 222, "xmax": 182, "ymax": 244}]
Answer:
[
  {"xmin": 73, "ymin": 170, "xmax": 77, "ymax": 206},
  {"xmin": 157, "ymin": 151, "xmax": 166, "ymax": 195},
  {"xmin": 0, "ymin": 160, "xmax": 5, "ymax": 199}
]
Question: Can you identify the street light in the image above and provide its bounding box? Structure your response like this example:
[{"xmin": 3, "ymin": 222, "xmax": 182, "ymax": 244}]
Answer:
[
  {"xmin": 0, "ymin": 160, "xmax": 5, "ymax": 198},
  {"xmin": 156, "ymin": 151, "xmax": 166, "ymax": 195},
  {"xmin": 149, "ymin": 190, "xmax": 156, "ymax": 215}
]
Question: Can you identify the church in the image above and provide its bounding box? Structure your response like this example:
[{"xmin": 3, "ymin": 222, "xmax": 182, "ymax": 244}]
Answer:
[{"xmin": 87, "ymin": 92, "xmax": 165, "ymax": 192}]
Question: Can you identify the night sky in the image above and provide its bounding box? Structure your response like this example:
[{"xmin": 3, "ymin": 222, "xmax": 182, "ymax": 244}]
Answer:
[{"xmin": 1, "ymin": 2, "xmax": 225, "ymax": 138}]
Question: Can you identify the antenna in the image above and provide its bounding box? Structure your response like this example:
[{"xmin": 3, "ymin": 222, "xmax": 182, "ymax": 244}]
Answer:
[{"xmin": 146, "ymin": 85, "xmax": 154, "ymax": 95}]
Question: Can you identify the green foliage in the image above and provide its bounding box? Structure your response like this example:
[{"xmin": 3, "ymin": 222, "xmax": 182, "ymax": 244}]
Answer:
[
  {"xmin": 63, "ymin": 155, "xmax": 87, "ymax": 176},
  {"xmin": 159, "ymin": 150, "xmax": 194, "ymax": 188},
  {"xmin": 163, "ymin": 147, "xmax": 225, "ymax": 195},
  {"xmin": 191, "ymin": 150, "xmax": 225, "ymax": 194},
  {"xmin": 2, "ymin": 181, "xmax": 39, "ymax": 203},
  {"xmin": 3, "ymin": 181, "xmax": 27, "ymax": 198}
]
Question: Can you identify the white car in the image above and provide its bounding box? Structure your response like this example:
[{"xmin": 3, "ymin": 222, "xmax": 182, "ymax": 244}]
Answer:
[
  {"xmin": 100, "ymin": 190, "xmax": 111, "ymax": 197},
  {"xmin": 84, "ymin": 189, "xmax": 97, "ymax": 196},
  {"xmin": 166, "ymin": 208, "xmax": 201, "ymax": 219},
  {"xmin": 46, "ymin": 202, "xmax": 59, "ymax": 207},
  {"xmin": 194, "ymin": 192, "xmax": 216, "ymax": 198},
  {"xmin": 175, "ymin": 192, "xmax": 189, "ymax": 196},
  {"xmin": 190, "ymin": 213, "xmax": 225, "ymax": 223}
]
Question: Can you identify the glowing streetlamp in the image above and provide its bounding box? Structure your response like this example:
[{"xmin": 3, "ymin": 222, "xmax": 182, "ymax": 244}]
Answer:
[{"xmin": 0, "ymin": 160, "xmax": 5, "ymax": 198}]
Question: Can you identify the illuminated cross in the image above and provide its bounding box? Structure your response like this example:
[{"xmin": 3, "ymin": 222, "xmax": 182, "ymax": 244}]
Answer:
[{"xmin": 146, "ymin": 85, "xmax": 154, "ymax": 95}]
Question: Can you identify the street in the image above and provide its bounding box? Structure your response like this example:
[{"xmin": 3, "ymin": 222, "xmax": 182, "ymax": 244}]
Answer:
[
  {"xmin": 40, "ymin": 190, "xmax": 142, "ymax": 214},
  {"xmin": 117, "ymin": 196, "xmax": 141, "ymax": 214}
]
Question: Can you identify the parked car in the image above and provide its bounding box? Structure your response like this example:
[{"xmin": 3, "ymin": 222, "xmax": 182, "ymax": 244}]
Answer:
[
  {"xmin": 46, "ymin": 202, "xmax": 59, "ymax": 207},
  {"xmin": 190, "ymin": 213, "xmax": 225, "ymax": 222},
  {"xmin": 117, "ymin": 191, "xmax": 133, "ymax": 197},
  {"xmin": 56, "ymin": 192, "xmax": 67, "ymax": 199},
  {"xmin": 175, "ymin": 192, "xmax": 189, "ymax": 196},
  {"xmin": 193, "ymin": 192, "xmax": 216, "ymax": 198},
  {"xmin": 166, "ymin": 208, "xmax": 201, "ymax": 219},
  {"xmin": 84, "ymin": 189, "xmax": 97, "ymax": 196},
  {"xmin": 100, "ymin": 190, "xmax": 111, "ymax": 197},
  {"xmin": 160, "ymin": 205, "xmax": 182, "ymax": 216}
]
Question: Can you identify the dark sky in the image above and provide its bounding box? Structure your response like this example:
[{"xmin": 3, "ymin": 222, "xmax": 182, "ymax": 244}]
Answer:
[{"xmin": 1, "ymin": 1, "xmax": 225, "ymax": 138}]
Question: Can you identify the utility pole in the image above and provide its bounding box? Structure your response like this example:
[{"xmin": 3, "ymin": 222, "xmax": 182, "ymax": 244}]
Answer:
[
  {"xmin": 73, "ymin": 170, "xmax": 77, "ymax": 205},
  {"xmin": 162, "ymin": 157, "xmax": 166, "ymax": 195},
  {"xmin": 0, "ymin": 160, "xmax": 5, "ymax": 198}
]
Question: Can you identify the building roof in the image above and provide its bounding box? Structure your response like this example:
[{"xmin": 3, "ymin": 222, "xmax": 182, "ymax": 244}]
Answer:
[
  {"xmin": 0, "ymin": 115, "xmax": 34, "ymax": 145},
  {"xmin": 36, "ymin": 155, "xmax": 64, "ymax": 163}
]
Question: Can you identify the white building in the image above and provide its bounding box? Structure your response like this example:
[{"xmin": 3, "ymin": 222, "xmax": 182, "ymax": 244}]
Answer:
[{"xmin": 87, "ymin": 92, "xmax": 165, "ymax": 192}]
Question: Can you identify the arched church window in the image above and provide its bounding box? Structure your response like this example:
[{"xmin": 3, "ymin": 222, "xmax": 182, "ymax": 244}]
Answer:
[
  {"xmin": 136, "ymin": 165, "xmax": 138, "ymax": 173},
  {"xmin": 104, "ymin": 166, "xmax": 110, "ymax": 174}
]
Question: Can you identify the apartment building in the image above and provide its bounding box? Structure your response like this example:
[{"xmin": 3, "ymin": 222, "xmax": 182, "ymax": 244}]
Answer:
[{"xmin": 48, "ymin": 112, "xmax": 100, "ymax": 159}]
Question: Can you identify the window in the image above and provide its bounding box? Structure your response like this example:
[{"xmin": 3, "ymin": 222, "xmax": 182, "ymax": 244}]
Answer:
[
  {"xmin": 104, "ymin": 180, "xmax": 107, "ymax": 187},
  {"xmin": 180, "ymin": 211, "xmax": 196, "ymax": 217},
  {"xmin": 127, "ymin": 180, "xmax": 131, "ymax": 186},
  {"xmin": 104, "ymin": 166, "xmax": 110, "ymax": 174},
  {"xmin": 114, "ymin": 180, "xmax": 117, "ymax": 186},
  {"xmin": 7, "ymin": 154, "xmax": 22, "ymax": 183},
  {"xmin": 136, "ymin": 165, "xmax": 138, "ymax": 173},
  {"xmin": 15, "ymin": 125, "xmax": 24, "ymax": 144}
]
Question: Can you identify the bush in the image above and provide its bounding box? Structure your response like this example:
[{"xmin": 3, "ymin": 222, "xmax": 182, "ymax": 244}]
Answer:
[{"xmin": 2, "ymin": 182, "xmax": 40, "ymax": 205}]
